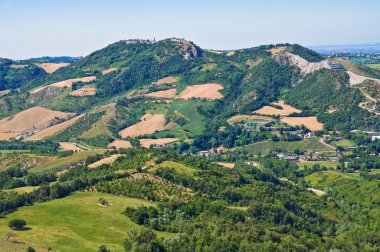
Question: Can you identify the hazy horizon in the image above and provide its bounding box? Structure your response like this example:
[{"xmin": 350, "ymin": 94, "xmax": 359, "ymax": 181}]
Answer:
[{"xmin": 1, "ymin": 0, "xmax": 380, "ymax": 59}]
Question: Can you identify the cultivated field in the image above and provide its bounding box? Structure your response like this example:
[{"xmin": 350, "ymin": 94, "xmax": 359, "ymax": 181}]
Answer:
[
  {"xmin": 59, "ymin": 142, "xmax": 82, "ymax": 152},
  {"xmin": 71, "ymin": 85, "xmax": 96, "ymax": 96},
  {"xmin": 156, "ymin": 76, "xmax": 178, "ymax": 85},
  {"xmin": 0, "ymin": 132, "xmax": 19, "ymax": 140},
  {"xmin": 101, "ymin": 67, "xmax": 117, "ymax": 75},
  {"xmin": 139, "ymin": 138, "xmax": 179, "ymax": 147},
  {"xmin": 0, "ymin": 107, "xmax": 71, "ymax": 138},
  {"xmin": 24, "ymin": 114, "xmax": 84, "ymax": 141},
  {"xmin": 31, "ymin": 76, "xmax": 96, "ymax": 94},
  {"xmin": 281, "ymin": 116, "xmax": 324, "ymax": 131},
  {"xmin": 254, "ymin": 100, "xmax": 301, "ymax": 116},
  {"xmin": 119, "ymin": 114, "xmax": 166, "ymax": 138},
  {"xmin": 0, "ymin": 192, "xmax": 172, "ymax": 252},
  {"xmin": 108, "ymin": 139, "xmax": 132, "ymax": 149},
  {"xmin": 88, "ymin": 154, "xmax": 124, "ymax": 168},
  {"xmin": 29, "ymin": 149, "xmax": 105, "ymax": 173},
  {"xmin": 35, "ymin": 63, "xmax": 69, "ymax": 73},
  {"xmin": 145, "ymin": 88, "xmax": 177, "ymax": 99},
  {"xmin": 176, "ymin": 83, "xmax": 223, "ymax": 100}
]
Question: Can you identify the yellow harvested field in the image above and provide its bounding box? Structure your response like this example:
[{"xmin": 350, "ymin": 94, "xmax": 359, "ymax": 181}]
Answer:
[
  {"xmin": 226, "ymin": 51, "xmax": 235, "ymax": 56},
  {"xmin": 0, "ymin": 107, "xmax": 71, "ymax": 134},
  {"xmin": 156, "ymin": 76, "xmax": 178, "ymax": 85},
  {"xmin": 31, "ymin": 76, "xmax": 96, "ymax": 94},
  {"xmin": 71, "ymin": 85, "xmax": 97, "ymax": 96},
  {"xmin": 35, "ymin": 63, "xmax": 69, "ymax": 73},
  {"xmin": 59, "ymin": 142, "xmax": 82, "ymax": 152},
  {"xmin": 254, "ymin": 100, "xmax": 301, "ymax": 116},
  {"xmin": 25, "ymin": 114, "xmax": 84, "ymax": 141},
  {"xmin": 0, "ymin": 132, "xmax": 19, "ymax": 140},
  {"xmin": 281, "ymin": 116, "xmax": 324, "ymax": 131},
  {"xmin": 227, "ymin": 114, "xmax": 274, "ymax": 124},
  {"xmin": 145, "ymin": 88, "xmax": 177, "ymax": 99},
  {"xmin": 119, "ymin": 114, "xmax": 166, "ymax": 138},
  {"xmin": 139, "ymin": 138, "xmax": 179, "ymax": 147},
  {"xmin": 101, "ymin": 67, "xmax": 117, "ymax": 75},
  {"xmin": 268, "ymin": 46, "xmax": 287, "ymax": 55},
  {"xmin": 88, "ymin": 154, "xmax": 125, "ymax": 168},
  {"xmin": 216, "ymin": 162, "xmax": 235, "ymax": 169},
  {"xmin": 0, "ymin": 89, "xmax": 11, "ymax": 97},
  {"xmin": 176, "ymin": 83, "xmax": 223, "ymax": 100},
  {"xmin": 108, "ymin": 140, "xmax": 132, "ymax": 149}
]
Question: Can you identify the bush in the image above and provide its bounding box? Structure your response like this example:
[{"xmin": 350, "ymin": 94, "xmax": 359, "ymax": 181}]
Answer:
[{"xmin": 8, "ymin": 219, "xmax": 27, "ymax": 230}]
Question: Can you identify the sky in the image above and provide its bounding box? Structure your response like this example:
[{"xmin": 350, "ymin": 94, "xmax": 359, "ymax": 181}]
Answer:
[{"xmin": 1, "ymin": 0, "xmax": 379, "ymax": 59}]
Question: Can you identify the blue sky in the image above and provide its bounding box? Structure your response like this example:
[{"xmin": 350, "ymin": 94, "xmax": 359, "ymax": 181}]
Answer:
[{"xmin": 1, "ymin": 0, "xmax": 379, "ymax": 59}]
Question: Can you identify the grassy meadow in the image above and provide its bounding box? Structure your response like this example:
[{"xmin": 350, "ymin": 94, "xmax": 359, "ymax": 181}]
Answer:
[{"xmin": 0, "ymin": 192, "xmax": 175, "ymax": 252}]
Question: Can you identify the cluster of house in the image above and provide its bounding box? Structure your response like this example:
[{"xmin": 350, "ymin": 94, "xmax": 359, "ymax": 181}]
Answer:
[{"xmin": 276, "ymin": 151, "xmax": 340, "ymax": 162}]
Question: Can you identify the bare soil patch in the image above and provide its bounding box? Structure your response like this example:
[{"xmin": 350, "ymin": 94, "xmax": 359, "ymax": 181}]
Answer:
[
  {"xmin": 281, "ymin": 116, "xmax": 324, "ymax": 131},
  {"xmin": 119, "ymin": 114, "xmax": 166, "ymax": 138},
  {"xmin": 156, "ymin": 76, "xmax": 178, "ymax": 85},
  {"xmin": 108, "ymin": 140, "xmax": 132, "ymax": 149},
  {"xmin": 88, "ymin": 154, "xmax": 125, "ymax": 168},
  {"xmin": 101, "ymin": 68, "xmax": 117, "ymax": 75},
  {"xmin": 254, "ymin": 100, "xmax": 301, "ymax": 116},
  {"xmin": 284, "ymin": 53, "xmax": 330, "ymax": 74},
  {"xmin": 35, "ymin": 63, "xmax": 69, "ymax": 73},
  {"xmin": 31, "ymin": 76, "xmax": 96, "ymax": 94},
  {"xmin": 0, "ymin": 89, "xmax": 11, "ymax": 97},
  {"xmin": 145, "ymin": 88, "xmax": 176, "ymax": 99},
  {"xmin": 226, "ymin": 51, "xmax": 235, "ymax": 56},
  {"xmin": 347, "ymin": 71, "xmax": 380, "ymax": 85},
  {"xmin": 268, "ymin": 46, "xmax": 287, "ymax": 55},
  {"xmin": 176, "ymin": 83, "xmax": 223, "ymax": 100},
  {"xmin": 25, "ymin": 114, "xmax": 84, "ymax": 141},
  {"xmin": 139, "ymin": 138, "xmax": 179, "ymax": 148},
  {"xmin": 216, "ymin": 162, "xmax": 235, "ymax": 169},
  {"xmin": 71, "ymin": 85, "xmax": 97, "ymax": 96},
  {"xmin": 0, "ymin": 107, "xmax": 72, "ymax": 136},
  {"xmin": 59, "ymin": 142, "xmax": 82, "ymax": 152}
]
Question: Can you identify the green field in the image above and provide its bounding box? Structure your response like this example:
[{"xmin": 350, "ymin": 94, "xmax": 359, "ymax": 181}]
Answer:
[
  {"xmin": 29, "ymin": 149, "xmax": 105, "ymax": 173},
  {"xmin": 305, "ymin": 171, "xmax": 362, "ymax": 185},
  {"xmin": 148, "ymin": 161, "xmax": 198, "ymax": 176},
  {"xmin": 4, "ymin": 186, "xmax": 40, "ymax": 193},
  {"xmin": 366, "ymin": 64, "xmax": 380, "ymax": 69},
  {"xmin": 154, "ymin": 99, "xmax": 213, "ymax": 138},
  {"xmin": 237, "ymin": 137, "xmax": 334, "ymax": 155},
  {"xmin": 297, "ymin": 161, "xmax": 338, "ymax": 169},
  {"xmin": 330, "ymin": 139, "xmax": 356, "ymax": 148},
  {"xmin": 0, "ymin": 192, "xmax": 175, "ymax": 252}
]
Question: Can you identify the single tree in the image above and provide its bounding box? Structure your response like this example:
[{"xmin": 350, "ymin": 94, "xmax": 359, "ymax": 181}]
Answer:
[
  {"xmin": 8, "ymin": 219, "xmax": 27, "ymax": 230},
  {"xmin": 5, "ymin": 232, "xmax": 16, "ymax": 241}
]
